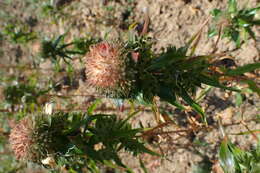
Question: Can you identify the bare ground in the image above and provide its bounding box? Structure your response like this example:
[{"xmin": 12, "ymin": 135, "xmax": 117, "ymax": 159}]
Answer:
[{"xmin": 0, "ymin": 0, "xmax": 260, "ymax": 172}]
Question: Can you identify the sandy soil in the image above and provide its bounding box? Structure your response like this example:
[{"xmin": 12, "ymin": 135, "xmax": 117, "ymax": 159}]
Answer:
[{"xmin": 0, "ymin": 0, "xmax": 260, "ymax": 172}]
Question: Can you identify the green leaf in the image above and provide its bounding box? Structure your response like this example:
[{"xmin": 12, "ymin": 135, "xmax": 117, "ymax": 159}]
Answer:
[
  {"xmin": 208, "ymin": 27, "xmax": 217, "ymax": 38},
  {"xmin": 115, "ymin": 129, "xmax": 141, "ymax": 137},
  {"xmin": 225, "ymin": 63, "xmax": 260, "ymax": 76},
  {"xmin": 158, "ymin": 85, "xmax": 185, "ymax": 110},
  {"xmin": 235, "ymin": 93, "xmax": 243, "ymax": 106},
  {"xmin": 135, "ymin": 92, "xmax": 152, "ymax": 105},
  {"xmin": 87, "ymin": 99, "xmax": 102, "ymax": 115},
  {"xmin": 244, "ymin": 80, "xmax": 260, "ymax": 96},
  {"xmin": 193, "ymin": 138, "xmax": 210, "ymax": 147},
  {"xmin": 106, "ymin": 152, "xmax": 126, "ymax": 168},
  {"xmin": 135, "ymin": 143, "xmax": 160, "ymax": 156},
  {"xmin": 219, "ymin": 139, "xmax": 236, "ymax": 173},
  {"xmin": 180, "ymin": 89, "xmax": 206, "ymax": 123},
  {"xmin": 244, "ymin": 27, "xmax": 256, "ymax": 40},
  {"xmin": 119, "ymin": 110, "xmax": 140, "ymax": 128},
  {"xmin": 228, "ymin": 0, "xmax": 237, "ymax": 14},
  {"xmin": 139, "ymin": 158, "xmax": 149, "ymax": 173},
  {"xmin": 238, "ymin": 18, "xmax": 250, "ymax": 27},
  {"xmin": 251, "ymin": 20, "xmax": 260, "ymax": 25},
  {"xmin": 245, "ymin": 6, "xmax": 260, "ymax": 16},
  {"xmin": 125, "ymin": 168, "xmax": 135, "ymax": 173},
  {"xmin": 196, "ymin": 86, "xmax": 212, "ymax": 102},
  {"xmin": 148, "ymin": 47, "xmax": 186, "ymax": 70},
  {"xmin": 53, "ymin": 34, "xmax": 65, "ymax": 48},
  {"xmin": 230, "ymin": 30, "xmax": 241, "ymax": 47},
  {"xmin": 211, "ymin": 9, "xmax": 222, "ymax": 18},
  {"xmin": 103, "ymin": 160, "xmax": 120, "ymax": 169},
  {"xmin": 199, "ymin": 74, "xmax": 240, "ymax": 92},
  {"xmin": 231, "ymin": 129, "xmax": 260, "ymax": 135}
]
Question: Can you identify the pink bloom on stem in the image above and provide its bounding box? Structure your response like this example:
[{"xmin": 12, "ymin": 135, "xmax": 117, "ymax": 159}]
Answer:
[
  {"xmin": 85, "ymin": 42, "xmax": 124, "ymax": 89},
  {"xmin": 9, "ymin": 118, "xmax": 33, "ymax": 160}
]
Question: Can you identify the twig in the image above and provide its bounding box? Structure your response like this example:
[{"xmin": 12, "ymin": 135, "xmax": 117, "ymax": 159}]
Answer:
[{"xmin": 212, "ymin": 25, "xmax": 223, "ymax": 53}]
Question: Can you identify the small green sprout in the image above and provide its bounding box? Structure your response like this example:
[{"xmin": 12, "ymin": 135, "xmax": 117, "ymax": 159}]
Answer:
[
  {"xmin": 219, "ymin": 137, "xmax": 260, "ymax": 173},
  {"xmin": 40, "ymin": 34, "xmax": 98, "ymax": 68},
  {"xmin": 3, "ymin": 82, "xmax": 49, "ymax": 106},
  {"xmin": 209, "ymin": 0, "xmax": 260, "ymax": 47},
  {"xmin": 2, "ymin": 23, "xmax": 37, "ymax": 44}
]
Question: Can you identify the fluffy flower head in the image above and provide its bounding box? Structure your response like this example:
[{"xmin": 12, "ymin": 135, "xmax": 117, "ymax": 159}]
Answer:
[
  {"xmin": 85, "ymin": 42, "xmax": 124, "ymax": 89},
  {"xmin": 9, "ymin": 114, "xmax": 70, "ymax": 163},
  {"xmin": 9, "ymin": 118, "xmax": 33, "ymax": 160}
]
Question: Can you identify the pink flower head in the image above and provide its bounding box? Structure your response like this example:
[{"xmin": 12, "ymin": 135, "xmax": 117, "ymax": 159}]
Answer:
[
  {"xmin": 9, "ymin": 118, "xmax": 33, "ymax": 160},
  {"xmin": 85, "ymin": 42, "xmax": 124, "ymax": 89}
]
